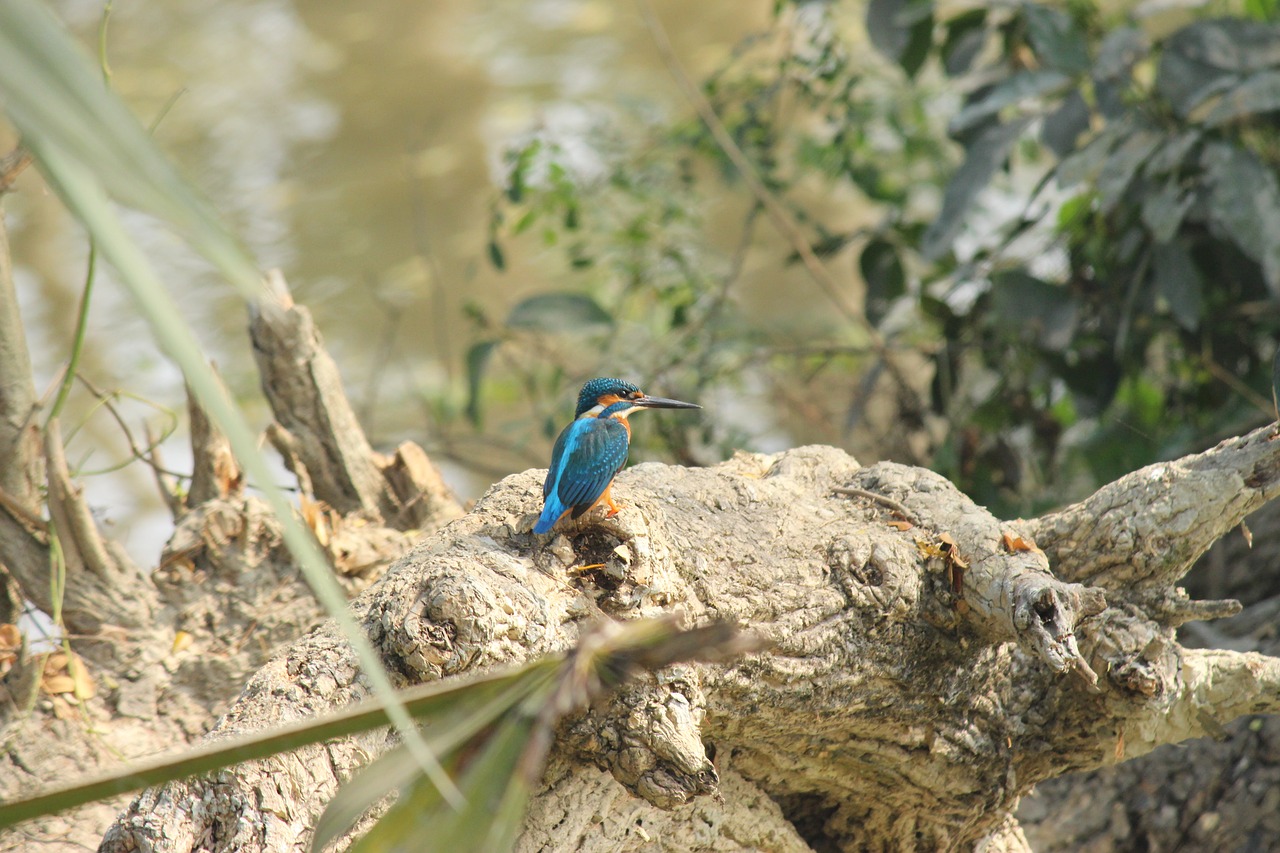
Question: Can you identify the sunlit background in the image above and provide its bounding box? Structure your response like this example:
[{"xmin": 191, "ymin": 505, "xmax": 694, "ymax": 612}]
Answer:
[
  {"xmin": 10, "ymin": 0, "xmax": 1264, "ymax": 572},
  {"xmin": 8, "ymin": 0, "xmax": 853, "ymax": 562}
]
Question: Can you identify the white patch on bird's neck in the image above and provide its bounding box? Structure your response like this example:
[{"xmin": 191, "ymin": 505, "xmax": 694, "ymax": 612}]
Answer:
[{"xmin": 580, "ymin": 403, "xmax": 641, "ymax": 420}]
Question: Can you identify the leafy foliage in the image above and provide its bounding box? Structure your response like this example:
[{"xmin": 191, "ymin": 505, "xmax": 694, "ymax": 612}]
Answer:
[
  {"xmin": 894, "ymin": 5, "xmax": 1280, "ymax": 505},
  {"xmin": 475, "ymin": 0, "xmax": 1279, "ymax": 513}
]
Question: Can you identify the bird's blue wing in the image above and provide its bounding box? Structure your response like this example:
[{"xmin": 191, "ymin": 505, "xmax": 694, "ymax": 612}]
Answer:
[
  {"xmin": 535, "ymin": 425, "xmax": 577, "ymax": 533},
  {"xmin": 557, "ymin": 418, "xmax": 630, "ymax": 516},
  {"xmin": 535, "ymin": 418, "xmax": 628, "ymax": 533},
  {"xmin": 543, "ymin": 426, "xmax": 572, "ymax": 500}
]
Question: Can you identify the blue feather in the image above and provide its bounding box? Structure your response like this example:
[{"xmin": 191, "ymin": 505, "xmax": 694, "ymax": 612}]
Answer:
[{"xmin": 534, "ymin": 415, "xmax": 631, "ymax": 533}]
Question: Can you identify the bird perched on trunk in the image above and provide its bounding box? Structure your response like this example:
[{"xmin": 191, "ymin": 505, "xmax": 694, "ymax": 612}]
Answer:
[{"xmin": 534, "ymin": 378, "xmax": 701, "ymax": 534}]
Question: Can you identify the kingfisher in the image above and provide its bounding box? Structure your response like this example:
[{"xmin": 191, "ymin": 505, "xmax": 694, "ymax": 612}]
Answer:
[{"xmin": 533, "ymin": 378, "xmax": 701, "ymax": 534}]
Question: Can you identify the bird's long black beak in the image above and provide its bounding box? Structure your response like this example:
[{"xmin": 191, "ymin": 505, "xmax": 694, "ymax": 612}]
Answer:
[{"xmin": 635, "ymin": 394, "xmax": 701, "ymax": 410}]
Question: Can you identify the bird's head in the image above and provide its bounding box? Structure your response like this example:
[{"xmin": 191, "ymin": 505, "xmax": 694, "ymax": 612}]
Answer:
[{"xmin": 574, "ymin": 377, "xmax": 701, "ymax": 419}]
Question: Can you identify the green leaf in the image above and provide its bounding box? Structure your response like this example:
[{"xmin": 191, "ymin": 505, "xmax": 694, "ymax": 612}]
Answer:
[
  {"xmin": 1056, "ymin": 122, "xmax": 1123, "ymax": 187},
  {"xmin": 949, "ymin": 70, "xmax": 1071, "ymax": 136},
  {"xmin": 1202, "ymin": 142, "xmax": 1280, "ymax": 296},
  {"xmin": 506, "ymin": 292, "xmax": 613, "ymax": 333},
  {"xmin": 1156, "ymin": 20, "xmax": 1280, "ymax": 117},
  {"xmin": 1094, "ymin": 26, "xmax": 1147, "ymax": 82},
  {"xmin": 990, "ymin": 272, "xmax": 1078, "ymax": 352},
  {"xmin": 1141, "ymin": 131, "xmax": 1202, "ymax": 178},
  {"xmin": 352, "ymin": 712, "xmax": 539, "ymax": 853},
  {"xmin": 1246, "ymin": 0, "xmax": 1280, "ymax": 22},
  {"xmin": 1095, "ymin": 129, "xmax": 1162, "ymax": 214},
  {"xmin": 1056, "ymin": 192, "xmax": 1094, "ymax": 234},
  {"xmin": 1203, "ymin": 70, "xmax": 1280, "ymax": 126},
  {"xmin": 900, "ymin": 11, "xmax": 935, "ymax": 79},
  {"xmin": 866, "ymin": 0, "xmax": 935, "ymax": 76},
  {"xmin": 859, "ymin": 239, "xmax": 906, "ymax": 326},
  {"xmin": 487, "ymin": 238, "xmax": 506, "ymax": 271},
  {"xmin": 464, "ymin": 340, "xmax": 498, "ymax": 426},
  {"xmin": 1040, "ymin": 91, "xmax": 1090, "ymax": 158},
  {"xmin": 0, "ymin": 658, "xmax": 551, "ymax": 830},
  {"xmin": 314, "ymin": 667, "xmax": 556, "ymax": 853},
  {"xmin": 941, "ymin": 10, "xmax": 987, "ymax": 77},
  {"xmin": 1022, "ymin": 3, "xmax": 1091, "ymax": 75},
  {"xmin": 336, "ymin": 619, "xmax": 760, "ymax": 853},
  {"xmin": 505, "ymin": 140, "xmax": 540, "ymax": 204},
  {"xmin": 1141, "ymin": 179, "xmax": 1194, "ymax": 243},
  {"xmin": 923, "ymin": 118, "xmax": 1032, "ymax": 259},
  {"xmin": 0, "ymin": 0, "xmax": 259, "ymax": 296},
  {"xmin": 1152, "ymin": 242, "xmax": 1203, "ymax": 331},
  {"xmin": 0, "ymin": 0, "xmax": 458, "ymax": 808}
]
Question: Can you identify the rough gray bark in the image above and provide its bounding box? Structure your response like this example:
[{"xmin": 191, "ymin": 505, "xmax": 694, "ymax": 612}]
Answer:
[
  {"xmin": 0, "ymin": 199, "xmax": 45, "ymax": 625},
  {"xmin": 1019, "ymin": 493, "xmax": 1280, "ymax": 851},
  {"xmin": 97, "ymin": 424, "xmax": 1280, "ymax": 852},
  {"xmin": 250, "ymin": 272, "xmax": 463, "ymax": 533}
]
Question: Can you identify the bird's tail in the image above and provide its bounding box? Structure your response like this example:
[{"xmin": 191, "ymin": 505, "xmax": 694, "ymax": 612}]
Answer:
[{"xmin": 533, "ymin": 500, "xmax": 565, "ymax": 534}]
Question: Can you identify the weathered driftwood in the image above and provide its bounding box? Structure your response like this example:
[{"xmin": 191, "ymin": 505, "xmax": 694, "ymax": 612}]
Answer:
[
  {"xmin": 99, "ymin": 424, "xmax": 1280, "ymax": 852},
  {"xmin": 0, "ymin": 206, "xmax": 50, "ymax": 626},
  {"xmin": 0, "ymin": 270, "xmax": 465, "ymax": 851},
  {"xmin": 250, "ymin": 272, "xmax": 463, "ymax": 533}
]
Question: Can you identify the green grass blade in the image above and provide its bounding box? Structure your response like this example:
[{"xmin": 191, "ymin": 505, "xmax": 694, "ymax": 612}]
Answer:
[
  {"xmin": 312, "ymin": 664, "xmax": 558, "ymax": 852},
  {"xmin": 0, "ymin": 657, "xmax": 557, "ymax": 829},
  {"xmin": 349, "ymin": 712, "xmax": 542, "ymax": 853}
]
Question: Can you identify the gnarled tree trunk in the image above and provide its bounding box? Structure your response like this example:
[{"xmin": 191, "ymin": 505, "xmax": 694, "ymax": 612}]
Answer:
[
  {"xmin": 98, "ymin": 423, "xmax": 1280, "ymax": 851},
  {"xmin": 0, "ymin": 197, "xmax": 1275, "ymax": 849}
]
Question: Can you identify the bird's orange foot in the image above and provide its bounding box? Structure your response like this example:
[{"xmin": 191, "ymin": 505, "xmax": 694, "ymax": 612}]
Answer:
[{"xmin": 604, "ymin": 495, "xmax": 623, "ymax": 518}]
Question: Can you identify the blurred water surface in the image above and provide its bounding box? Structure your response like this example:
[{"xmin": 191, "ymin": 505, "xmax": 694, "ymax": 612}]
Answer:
[{"xmin": 6, "ymin": 0, "xmax": 847, "ymax": 561}]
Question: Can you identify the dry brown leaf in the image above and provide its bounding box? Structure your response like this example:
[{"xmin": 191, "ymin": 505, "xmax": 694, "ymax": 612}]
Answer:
[
  {"xmin": 172, "ymin": 630, "xmax": 194, "ymax": 654},
  {"xmin": 915, "ymin": 540, "xmax": 945, "ymax": 561},
  {"xmin": 1001, "ymin": 531, "xmax": 1042, "ymax": 554},
  {"xmin": 299, "ymin": 495, "xmax": 330, "ymax": 547},
  {"xmin": 215, "ymin": 453, "xmax": 243, "ymax": 497},
  {"xmin": 42, "ymin": 673, "xmax": 76, "ymax": 695},
  {"xmin": 41, "ymin": 649, "xmax": 95, "ymax": 699},
  {"xmin": 0, "ymin": 623, "xmax": 21, "ymax": 676},
  {"xmin": 0, "ymin": 623, "xmax": 21, "ymax": 652},
  {"xmin": 887, "ymin": 520, "xmax": 913, "ymax": 531},
  {"xmin": 49, "ymin": 694, "xmax": 78, "ymax": 720},
  {"xmin": 937, "ymin": 533, "xmax": 969, "ymax": 570},
  {"xmin": 69, "ymin": 655, "xmax": 95, "ymax": 700}
]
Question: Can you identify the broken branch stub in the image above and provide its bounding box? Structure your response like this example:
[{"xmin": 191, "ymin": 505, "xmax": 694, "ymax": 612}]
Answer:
[
  {"xmin": 249, "ymin": 272, "xmax": 462, "ymax": 531},
  {"xmin": 1028, "ymin": 422, "xmax": 1280, "ymax": 598}
]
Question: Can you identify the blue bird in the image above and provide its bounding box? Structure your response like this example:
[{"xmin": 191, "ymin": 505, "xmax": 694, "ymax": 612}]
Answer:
[{"xmin": 534, "ymin": 378, "xmax": 701, "ymax": 534}]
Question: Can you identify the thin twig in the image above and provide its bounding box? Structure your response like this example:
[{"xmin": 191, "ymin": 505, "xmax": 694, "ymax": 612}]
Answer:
[
  {"xmin": 0, "ymin": 484, "xmax": 48, "ymax": 534},
  {"xmin": 637, "ymin": 0, "xmax": 919, "ymax": 410},
  {"xmin": 1200, "ymin": 354, "xmax": 1274, "ymax": 418},
  {"xmin": 833, "ymin": 486, "xmax": 919, "ymax": 524},
  {"xmin": 75, "ymin": 377, "xmax": 185, "ymax": 479},
  {"xmin": 0, "ymin": 147, "xmax": 33, "ymax": 194},
  {"xmin": 636, "ymin": 0, "xmax": 862, "ymax": 326}
]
